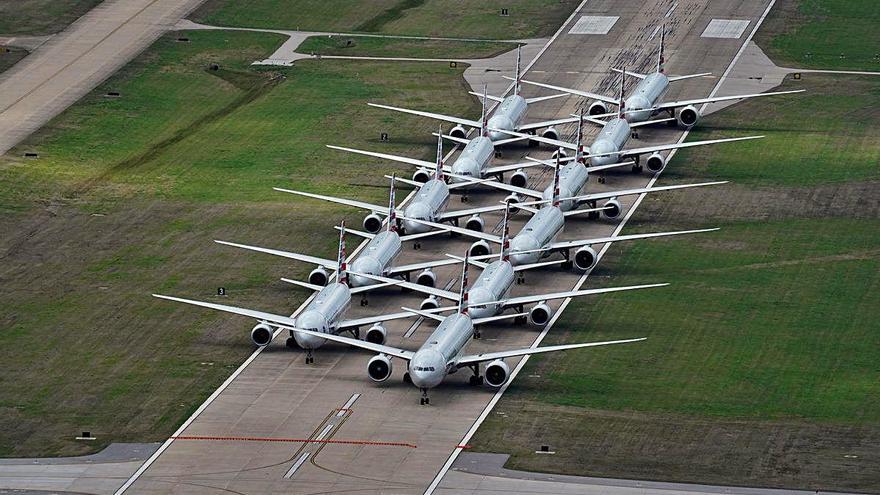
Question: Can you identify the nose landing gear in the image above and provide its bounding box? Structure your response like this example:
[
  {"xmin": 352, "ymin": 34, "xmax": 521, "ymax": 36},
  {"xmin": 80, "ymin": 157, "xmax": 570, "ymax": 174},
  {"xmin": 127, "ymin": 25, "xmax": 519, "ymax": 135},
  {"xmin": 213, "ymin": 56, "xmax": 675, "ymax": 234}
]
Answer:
[
  {"xmin": 420, "ymin": 388, "xmax": 430, "ymax": 405},
  {"xmin": 305, "ymin": 350, "xmax": 314, "ymax": 364}
]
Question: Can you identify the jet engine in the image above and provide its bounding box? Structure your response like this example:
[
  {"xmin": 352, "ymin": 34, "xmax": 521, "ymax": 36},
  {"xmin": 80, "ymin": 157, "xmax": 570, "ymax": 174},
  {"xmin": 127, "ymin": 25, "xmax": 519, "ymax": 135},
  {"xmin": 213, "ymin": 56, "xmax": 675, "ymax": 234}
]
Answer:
[
  {"xmin": 308, "ymin": 266, "xmax": 330, "ymax": 286},
  {"xmin": 602, "ymin": 198, "xmax": 622, "ymax": 219},
  {"xmin": 573, "ymin": 245, "xmax": 598, "ymax": 271},
  {"xmin": 588, "ymin": 101, "xmax": 609, "ymax": 116},
  {"xmin": 484, "ymin": 360, "xmax": 510, "ymax": 387},
  {"xmin": 504, "ymin": 193, "xmax": 521, "ymax": 214},
  {"xmin": 416, "ymin": 269, "xmax": 437, "ymax": 287},
  {"xmin": 469, "ymin": 240, "xmax": 492, "ymax": 257},
  {"xmin": 363, "ymin": 213, "xmax": 383, "ymax": 233},
  {"xmin": 646, "ymin": 153, "xmax": 666, "ymax": 172},
  {"xmin": 365, "ymin": 324, "xmax": 387, "ymax": 345},
  {"xmin": 367, "ymin": 354, "xmax": 393, "ymax": 382},
  {"xmin": 450, "ymin": 125, "xmax": 468, "ymax": 139},
  {"xmin": 510, "ymin": 169, "xmax": 528, "ymax": 188},
  {"xmin": 413, "ymin": 167, "xmax": 431, "ymax": 183},
  {"xmin": 541, "ymin": 126, "xmax": 559, "ymax": 141},
  {"xmin": 420, "ymin": 295, "xmax": 440, "ymax": 311},
  {"xmin": 677, "ymin": 105, "xmax": 700, "ymax": 128},
  {"xmin": 528, "ymin": 303, "xmax": 553, "ymax": 326},
  {"xmin": 551, "ymin": 148, "xmax": 568, "ymax": 158},
  {"xmin": 465, "ymin": 214, "xmax": 484, "ymax": 232},
  {"xmin": 250, "ymin": 323, "xmax": 274, "ymax": 347}
]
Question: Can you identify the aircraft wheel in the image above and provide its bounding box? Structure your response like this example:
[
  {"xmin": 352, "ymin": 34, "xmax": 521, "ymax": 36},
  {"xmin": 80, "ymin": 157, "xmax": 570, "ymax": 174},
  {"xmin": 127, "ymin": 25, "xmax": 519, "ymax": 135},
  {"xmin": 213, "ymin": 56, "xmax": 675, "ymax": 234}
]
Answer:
[
  {"xmin": 403, "ymin": 372, "xmax": 412, "ymax": 384},
  {"xmin": 286, "ymin": 337, "xmax": 299, "ymax": 349}
]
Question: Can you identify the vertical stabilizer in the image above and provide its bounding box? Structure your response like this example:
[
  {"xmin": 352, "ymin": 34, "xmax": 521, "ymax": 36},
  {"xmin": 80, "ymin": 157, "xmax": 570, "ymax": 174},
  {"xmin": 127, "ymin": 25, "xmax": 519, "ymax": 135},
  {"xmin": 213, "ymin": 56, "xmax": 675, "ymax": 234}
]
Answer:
[
  {"xmin": 387, "ymin": 175, "xmax": 397, "ymax": 232},
  {"xmin": 514, "ymin": 45, "xmax": 522, "ymax": 95},
  {"xmin": 657, "ymin": 24, "xmax": 666, "ymax": 74},
  {"xmin": 617, "ymin": 67, "xmax": 626, "ymax": 120},
  {"xmin": 551, "ymin": 153, "xmax": 562, "ymax": 207},
  {"xmin": 457, "ymin": 252, "xmax": 470, "ymax": 314},
  {"xmin": 500, "ymin": 203, "xmax": 511, "ymax": 262},
  {"xmin": 480, "ymin": 84, "xmax": 488, "ymax": 137},
  {"xmin": 336, "ymin": 221, "xmax": 348, "ymax": 285},
  {"xmin": 435, "ymin": 127, "xmax": 444, "ymax": 180},
  {"xmin": 575, "ymin": 109, "xmax": 586, "ymax": 164}
]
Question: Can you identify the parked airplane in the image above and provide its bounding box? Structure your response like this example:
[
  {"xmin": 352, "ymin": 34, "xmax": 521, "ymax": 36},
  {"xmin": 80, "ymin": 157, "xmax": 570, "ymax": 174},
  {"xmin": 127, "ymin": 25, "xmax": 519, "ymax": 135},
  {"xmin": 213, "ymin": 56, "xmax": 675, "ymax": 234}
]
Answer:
[
  {"xmin": 216, "ymin": 177, "xmax": 460, "ymax": 288},
  {"xmin": 155, "ymin": 224, "xmax": 427, "ymax": 361},
  {"xmin": 405, "ymin": 160, "xmax": 720, "ymax": 271},
  {"xmin": 515, "ymin": 24, "xmax": 802, "ymax": 127},
  {"xmin": 353, "ymin": 204, "xmax": 667, "ymax": 328},
  {"xmin": 498, "ymin": 70, "xmax": 765, "ymax": 172},
  {"xmin": 369, "ymin": 47, "xmax": 581, "ymax": 143}
]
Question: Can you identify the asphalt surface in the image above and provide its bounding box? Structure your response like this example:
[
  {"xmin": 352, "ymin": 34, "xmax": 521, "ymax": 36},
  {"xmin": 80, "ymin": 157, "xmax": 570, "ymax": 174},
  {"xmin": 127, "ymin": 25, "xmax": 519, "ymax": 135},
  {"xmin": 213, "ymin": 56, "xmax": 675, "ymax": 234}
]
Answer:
[{"xmin": 109, "ymin": 1, "xmax": 790, "ymax": 494}]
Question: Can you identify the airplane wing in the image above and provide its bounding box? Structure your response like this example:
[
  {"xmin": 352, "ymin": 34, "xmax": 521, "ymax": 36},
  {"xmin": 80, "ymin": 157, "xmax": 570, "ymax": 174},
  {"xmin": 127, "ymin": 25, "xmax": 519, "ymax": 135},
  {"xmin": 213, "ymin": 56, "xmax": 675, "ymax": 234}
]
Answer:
[
  {"xmin": 610, "ymin": 68, "xmax": 648, "ymax": 80},
  {"xmin": 557, "ymin": 181, "xmax": 728, "ymax": 205},
  {"xmin": 484, "ymin": 159, "xmax": 553, "ymax": 176},
  {"xmin": 326, "ymin": 145, "xmax": 447, "ymax": 171},
  {"xmin": 281, "ymin": 278, "xmax": 326, "ymax": 291},
  {"xmin": 512, "ymin": 259, "xmax": 568, "ymax": 271},
  {"xmin": 492, "ymin": 128, "xmax": 578, "ymax": 151},
  {"xmin": 513, "ymin": 77, "xmax": 618, "ymax": 105},
  {"xmin": 386, "ymin": 258, "xmax": 463, "ymax": 277},
  {"xmin": 547, "ymin": 227, "xmax": 719, "ymax": 251},
  {"xmin": 496, "ymin": 283, "xmax": 666, "ymax": 309},
  {"xmin": 153, "ymin": 293, "xmax": 301, "ymax": 331},
  {"xmin": 472, "ymin": 312, "xmax": 528, "ymax": 325},
  {"xmin": 653, "ymin": 89, "xmax": 804, "ymax": 112},
  {"xmin": 291, "ymin": 328, "xmax": 416, "ymax": 361},
  {"xmin": 274, "ymin": 187, "xmax": 397, "ymax": 215},
  {"xmin": 402, "ymin": 216, "xmax": 502, "ymax": 243},
  {"xmin": 469, "ymin": 180, "xmax": 543, "ymax": 200},
  {"xmin": 435, "ymin": 203, "xmax": 509, "ymax": 221},
  {"xmin": 515, "ymin": 115, "xmax": 583, "ymax": 132},
  {"xmin": 524, "ymin": 94, "xmax": 569, "ymax": 104},
  {"xmin": 587, "ymin": 135, "xmax": 764, "ymax": 160},
  {"xmin": 666, "ymin": 72, "xmax": 712, "ymax": 82},
  {"xmin": 334, "ymin": 226, "xmax": 376, "ymax": 240},
  {"xmin": 336, "ymin": 309, "xmax": 423, "ymax": 330},
  {"xmin": 215, "ymin": 240, "xmax": 337, "ymax": 269},
  {"xmin": 455, "ymin": 337, "xmax": 646, "ymax": 367},
  {"xmin": 368, "ymin": 102, "xmax": 480, "ymax": 128},
  {"xmin": 351, "ymin": 271, "xmax": 458, "ymax": 300},
  {"xmin": 629, "ymin": 117, "xmax": 676, "ymax": 128}
]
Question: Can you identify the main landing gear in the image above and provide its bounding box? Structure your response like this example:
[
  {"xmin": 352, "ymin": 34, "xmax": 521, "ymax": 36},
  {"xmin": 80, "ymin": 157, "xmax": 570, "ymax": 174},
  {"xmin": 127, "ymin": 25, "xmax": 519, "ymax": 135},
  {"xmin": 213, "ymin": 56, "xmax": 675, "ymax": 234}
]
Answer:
[
  {"xmin": 305, "ymin": 350, "xmax": 314, "ymax": 364},
  {"xmin": 286, "ymin": 336, "xmax": 299, "ymax": 349},
  {"xmin": 467, "ymin": 364, "xmax": 484, "ymax": 386}
]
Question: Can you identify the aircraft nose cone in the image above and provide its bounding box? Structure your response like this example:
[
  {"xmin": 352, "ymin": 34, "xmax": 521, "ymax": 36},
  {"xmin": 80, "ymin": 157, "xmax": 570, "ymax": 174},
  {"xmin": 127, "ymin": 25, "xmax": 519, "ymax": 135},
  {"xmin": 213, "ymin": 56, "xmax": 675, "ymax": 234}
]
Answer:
[
  {"xmin": 293, "ymin": 330, "xmax": 326, "ymax": 350},
  {"xmin": 294, "ymin": 312, "xmax": 328, "ymax": 349},
  {"xmin": 409, "ymin": 350, "xmax": 445, "ymax": 389}
]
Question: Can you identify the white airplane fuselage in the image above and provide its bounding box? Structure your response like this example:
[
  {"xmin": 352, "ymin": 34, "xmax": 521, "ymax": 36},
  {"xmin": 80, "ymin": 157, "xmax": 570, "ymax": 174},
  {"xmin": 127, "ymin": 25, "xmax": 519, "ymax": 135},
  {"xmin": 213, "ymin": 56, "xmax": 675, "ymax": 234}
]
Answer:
[
  {"xmin": 409, "ymin": 313, "xmax": 474, "ymax": 390},
  {"xmin": 623, "ymin": 72, "xmax": 669, "ymax": 122},
  {"xmin": 450, "ymin": 136, "xmax": 495, "ymax": 183},
  {"xmin": 589, "ymin": 117, "xmax": 631, "ymax": 167},
  {"xmin": 349, "ymin": 231, "xmax": 402, "ymax": 287},
  {"xmin": 508, "ymin": 206, "xmax": 565, "ymax": 266},
  {"xmin": 467, "ymin": 260, "xmax": 516, "ymax": 319},
  {"xmin": 487, "ymin": 94, "xmax": 528, "ymax": 141},
  {"xmin": 293, "ymin": 282, "xmax": 351, "ymax": 349},
  {"xmin": 540, "ymin": 162, "xmax": 589, "ymax": 211},
  {"xmin": 402, "ymin": 179, "xmax": 451, "ymax": 234}
]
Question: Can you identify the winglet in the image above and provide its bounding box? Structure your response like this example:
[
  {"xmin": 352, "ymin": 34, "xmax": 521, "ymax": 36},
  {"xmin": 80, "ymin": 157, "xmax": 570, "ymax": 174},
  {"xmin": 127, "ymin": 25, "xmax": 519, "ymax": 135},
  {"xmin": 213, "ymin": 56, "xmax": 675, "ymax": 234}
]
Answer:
[
  {"xmin": 458, "ymin": 251, "xmax": 470, "ymax": 315},
  {"xmin": 336, "ymin": 221, "xmax": 348, "ymax": 285},
  {"xmin": 551, "ymin": 152, "xmax": 562, "ymax": 207},
  {"xmin": 387, "ymin": 175, "xmax": 397, "ymax": 233},
  {"xmin": 435, "ymin": 126, "xmax": 445, "ymax": 181},
  {"xmin": 658, "ymin": 23, "xmax": 666, "ymax": 74}
]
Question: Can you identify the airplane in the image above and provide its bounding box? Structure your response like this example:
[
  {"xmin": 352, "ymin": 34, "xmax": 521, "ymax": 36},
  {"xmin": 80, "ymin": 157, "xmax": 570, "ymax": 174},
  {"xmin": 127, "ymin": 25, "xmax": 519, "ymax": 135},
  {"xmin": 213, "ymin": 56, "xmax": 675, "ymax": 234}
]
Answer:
[
  {"xmin": 216, "ymin": 176, "xmax": 461, "ymax": 289},
  {"xmin": 155, "ymin": 223, "xmax": 432, "ymax": 361},
  {"xmin": 157, "ymin": 252, "xmax": 648, "ymax": 404},
  {"xmin": 497, "ymin": 69, "xmax": 765, "ymax": 173},
  {"xmin": 404, "ymin": 159, "xmax": 720, "ymax": 271},
  {"xmin": 352, "ymin": 204, "xmax": 667, "ymax": 328},
  {"xmin": 368, "ymin": 46, "xmax": 583, "ymax": 144},
  {"xmin": 514, "ymin": 24, "xmax": 802, "ymax": 128}
]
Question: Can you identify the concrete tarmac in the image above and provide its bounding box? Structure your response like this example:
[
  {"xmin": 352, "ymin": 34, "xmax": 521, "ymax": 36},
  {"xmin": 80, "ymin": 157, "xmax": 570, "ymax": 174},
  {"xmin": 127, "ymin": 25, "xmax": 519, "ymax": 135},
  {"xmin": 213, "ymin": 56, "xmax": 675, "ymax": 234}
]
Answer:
[
  {"xmin": 117, "ymin": 1, "xmax": 791, "ymax": 494},
  {"xmin": 0, "ymin": 0, "xmax": 207, "ymax": 156}
]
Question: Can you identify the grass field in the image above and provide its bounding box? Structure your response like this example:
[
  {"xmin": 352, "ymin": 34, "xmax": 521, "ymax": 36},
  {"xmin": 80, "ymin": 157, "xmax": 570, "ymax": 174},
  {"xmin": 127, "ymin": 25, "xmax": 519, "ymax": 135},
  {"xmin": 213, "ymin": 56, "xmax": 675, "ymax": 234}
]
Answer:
[
  {"xmin": 0, "ymin": 29, "xmax": 479, "ymax": 457},
  {"xmin": 0, "ymin": 0, "xmax": 101, "ymax": 36},
  {"xmin": 469, "ymin": 74, "xmax": 880, "ymax": 493},
  {"xmin": 192, "ymin": 0, "xmax": 579, "ymax": 39},
  {"xmin": 755, "ymin": 0, "xmax": 880, "ymax": 71},
  {"xmin": 0, "ymin": 47, "xmax": 28, "ymax": 74},
  {"xmin": 297, "ymin": 35, "xmax": 516, "ymax": 59}
]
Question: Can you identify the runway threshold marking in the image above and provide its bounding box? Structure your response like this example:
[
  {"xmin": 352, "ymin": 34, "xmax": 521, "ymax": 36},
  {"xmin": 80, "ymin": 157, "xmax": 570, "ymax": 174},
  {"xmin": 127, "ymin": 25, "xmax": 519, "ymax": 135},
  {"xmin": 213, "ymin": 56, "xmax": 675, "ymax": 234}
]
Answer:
[{"xmin": 170, "ymin": 435, "xmax": 417, "ymax": 448}]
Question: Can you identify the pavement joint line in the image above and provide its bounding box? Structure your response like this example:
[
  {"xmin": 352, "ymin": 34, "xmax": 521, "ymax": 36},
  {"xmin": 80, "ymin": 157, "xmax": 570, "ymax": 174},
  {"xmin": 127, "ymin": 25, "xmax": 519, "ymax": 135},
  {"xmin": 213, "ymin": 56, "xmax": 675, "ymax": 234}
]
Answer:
[
  {"xmin": 423, "ymin": 0, "xmax": 781, "ymax": 493},
  {"xmin": 168, "ymin": 436, "xmax": 417, "ymax": 448}
]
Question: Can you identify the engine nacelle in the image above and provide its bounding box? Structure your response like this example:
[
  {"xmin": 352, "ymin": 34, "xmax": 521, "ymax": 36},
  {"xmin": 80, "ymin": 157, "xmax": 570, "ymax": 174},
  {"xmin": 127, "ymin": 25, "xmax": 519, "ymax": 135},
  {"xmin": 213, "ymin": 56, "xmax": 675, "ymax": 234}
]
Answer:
[
  {"xmin": 504, "ymin": 193, "xmax": 521, "ymax": 214},
  {"xmin": 250, "ymin": 323, "xmax": 274, "ymax": 347},
  {"xmin": 541, "ymin": 126, "xmax": 559, "ymax": 141},
  {"xmin": 484, "ymin": 360, "xmax": 510, "ymax": 387},
  {"xmin": 413, "ymin": 167, "xmax": 431, "ymax": 183},
  {"xmin": 528, "ymin": 303, "xmax": 553, "ymax": 326},
  {"xmin": 551, "ymin": 148, "xmax": 568, "ymax": 158},
  {"xmin": 365, "ymin": 324, "xmax": 387, "ymax": 345},
  {"xmin": 510, "ymin": 169, "xmax": 528, "ymax": 188},
  {"xmin": 363, "ymin": 213, "xmax": 383, "ymax": 234},
  {"xmin": 420, "ymin": 295, "xmax": 440, "ymax": 311},
  {"xmin": 450, "ymin": 125, "xmax": 468, "ymax": 139},
  {"xmin": 589, "ymin": 101, "xmax": 609, "ymax": 116},
  {"xmin": 465, "ymin": 214, "xmax": 484, "ymax": 232},
  {"xmin": 602, "ymin": 198, "xmax": 622, "ymax": 219},
  {"xmin": 469, "ymin": 240, "xmax": 492, "ymax": 257},
  {"xmin": 367, "ymin": 354, "xmax": 393, "ymax": 382},
  {"xmin": 308, "ymin": 266, "xmax": 330, "ymax": 286},
  {"xmin": 416, "ymin": 269, "xmax": 437, "ymax": 287},
  {"xmin": 677, "ymin": 105, "xmax": 700, "ymax": 128},
  {"xmin": 573, "ymin": 245, "xmax": 598, "ymax": 271},
  {"xmin": 646, "ymin": 152, "xmax": 665, "ymax": 172}
]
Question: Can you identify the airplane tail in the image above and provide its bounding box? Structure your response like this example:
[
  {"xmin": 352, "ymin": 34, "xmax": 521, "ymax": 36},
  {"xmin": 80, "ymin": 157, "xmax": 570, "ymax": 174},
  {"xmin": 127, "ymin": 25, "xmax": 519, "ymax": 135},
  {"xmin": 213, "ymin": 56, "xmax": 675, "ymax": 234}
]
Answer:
[
  {"xmin": 335, "ymin": 221, "xmax": 348, "ymax": 285},
  {"xmin": 575, "ymin": 109, "xmax": 586, "ymax": 164},
  {"xmin": 458, "ymin": 251, "xmax": 470, "ymax": 314},
  {"xmin": 551, "ymin": 153, "xmax": 562, "ymax": 207},
  {"xmin": 617, "ymin": 67, "xmax": 626, "ymax": 120},
  {"xmin": 514, "ymin": 45, "xmax": 522, "ymax": 95},
  {"xmin": 480, "ymin": 83, "xmax": 488, "ymax": 137},
  {"xmin": 500, "ymin": 203, "xmax": 511, "ymax": 262},
  {"xmin": 387, "ymin": 175, "xmax": 397, "ymax": 232},
  {"xmin": 435, "ymin": 127, "xmax": 444, "ymax": 180},
  {"xmin": 657, "ymin": 23, "xmax": 665, "ymax": 74}
]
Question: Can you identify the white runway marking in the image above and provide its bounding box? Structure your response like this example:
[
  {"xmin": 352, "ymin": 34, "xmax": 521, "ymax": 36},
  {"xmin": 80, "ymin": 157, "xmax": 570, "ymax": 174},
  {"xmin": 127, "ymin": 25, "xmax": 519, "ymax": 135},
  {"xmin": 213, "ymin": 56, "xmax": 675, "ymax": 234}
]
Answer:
[
  {"xmin": 284, "ymin": 452, "xmax": 311, "ymax": 479},
  {"xmin": 702, "ymin": 19, "xmax": 751, "ymax": 39},
  {"xmin": 337, "ymin": 393, "xmax": 361, "ymax": 417},
  {"xmin": 568, "ymin": 16, "xmax": 619, "ymax": 35}
]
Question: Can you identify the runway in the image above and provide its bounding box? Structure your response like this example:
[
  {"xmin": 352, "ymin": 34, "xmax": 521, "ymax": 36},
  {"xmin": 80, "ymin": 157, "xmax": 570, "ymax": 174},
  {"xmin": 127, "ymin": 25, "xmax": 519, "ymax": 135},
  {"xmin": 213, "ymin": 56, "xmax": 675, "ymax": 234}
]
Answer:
[{"xmin": 118, "ymin": 1, "xmax": 782, "ymax": 493}]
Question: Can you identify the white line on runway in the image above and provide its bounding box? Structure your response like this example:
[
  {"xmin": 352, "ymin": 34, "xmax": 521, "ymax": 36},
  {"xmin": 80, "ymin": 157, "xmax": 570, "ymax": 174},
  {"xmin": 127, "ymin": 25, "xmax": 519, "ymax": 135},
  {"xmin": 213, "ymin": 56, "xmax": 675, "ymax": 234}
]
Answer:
[
  {"xmin": 423, "ymin": 0, "xmax": 781, "ymax": 493},
  {"xmin": 284, "ymin": 452, "xmax": 311, "ymax": 479},
  {"xmin": 337, "ymin": 393, "xmax": 362, "ymax": 416},
  {"xmin": 315, "ymin": 424, "xmax": 335, "ymax": 442},
  {"xmin": 665, "ymin": 3, "xmax": 678, "ymax": 19}
]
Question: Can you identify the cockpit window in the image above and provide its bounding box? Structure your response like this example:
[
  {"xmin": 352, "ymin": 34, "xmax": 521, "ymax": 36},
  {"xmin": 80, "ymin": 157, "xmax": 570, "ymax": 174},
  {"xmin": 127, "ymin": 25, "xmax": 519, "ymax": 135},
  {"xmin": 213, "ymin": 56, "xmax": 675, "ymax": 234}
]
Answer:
[{"xmin": 413, "ymin": 366, "xmax": 435, "ymax": 371}]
